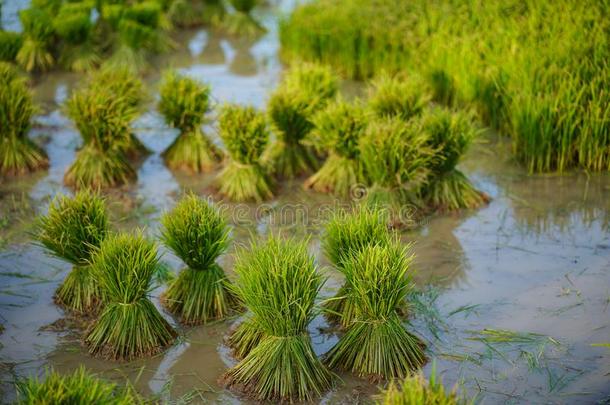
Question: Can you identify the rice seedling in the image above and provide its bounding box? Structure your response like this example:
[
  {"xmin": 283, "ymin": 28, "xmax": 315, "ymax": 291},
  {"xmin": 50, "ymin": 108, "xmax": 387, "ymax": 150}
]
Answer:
[
  {"xmin": 53, "ymin": 3, "xmax": 100, "ymax": 72},
  {"xmin": 35, "ymin": 190, "xmax": 109, "ymax": 314},
  {"xmin": 420, "ymin": 108, "xmax": 489, "ymax": 212},
  {"xmin": 158, "ymin": 70, "xmax": 222, "ymax": 173},
  {"xmin": 222, "ymin": 236, "xmax": 334, "ymax": 401},
  {"xmin": 223, "ymin": 0, "xmax": 264, "ymax": 38},
  {"xmin": 216, "ymin": 104, "xmax": 273, "ymax": 202},
  {"xmin": 85, "ymin": 231, "xmax": 177, "ymax": 361},
  {"xmin": 167, "ymin": 0, "xmax": 205, "ymax": 28},
  {"xmin": 160, "ymin": 193, "xmax": 239, "ymax": 324},
  {"xmin": 368, "ymin": 73, "xmax": 430, "ymax": 121},
  {"xmin": 322, "ymin": 208, "xmax": 392, "ymax": 328},
  {"xmin": 324, "ymin": 243, "xmax": 426, "ymax": 380},
  {"xmin": 304, "ymin": 99, "xmax": 367, "ymax": 197},
  {"xmin": 264, "ymin": 63, "xmax": 339, "ymax": 178},
  {"xmin": 0, "ymin": 31, "xmax": 22, "ymax": 62},
  {"xmin": 0, "ymin": 64, "xmax": 48, "ymax": 175},
  {"xmin": 15, "ymin": 367, "xmax": 141, "ymax": 404},
  {"xmin": 226, "ymin": 315, "xmax": 266, "ymax": 360},
  {"xmin": 16, "ymin": 7, "xmax": 54, "ymax": 72}
]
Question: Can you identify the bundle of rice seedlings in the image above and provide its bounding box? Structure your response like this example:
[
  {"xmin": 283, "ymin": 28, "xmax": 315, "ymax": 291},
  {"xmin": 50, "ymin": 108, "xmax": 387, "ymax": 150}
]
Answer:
[
  {"xmin": 264, "ymin": 63, "xmax": 339, "ymax": 178},
  {"xmin": 0, "ymin": 64, "xmax": 48, "ymax": 175},
  {"xmin": 226, "ymin": 314, "xmax": 265, "ymax": 360},
  {"xmin": 160, "ymin": 193, "xmax": 239, "ymax": 324},
  {"xmin": 16, "ymin": 8, "xmax": 54, "ymax": 72},
  {"xmin": 223, "ymin": 0, "xmax": 264, "ymax": 37},
  {"xmin": 158, "ymin": 70, "xmax": 222, "ymax": 173},
  {"xmin": 15, "ymin": 367, "xmax": 141, "ymax": 404},
  {"xmin": 222, "ymin": 236, "xmax": 334, "ymax": 401},
  {"xmin": 359, "ymin": 117, "xmax": 434, "ymax": 223},
  {"xmin": 420, "ymin": 108, "xmax": 489, "ymax": 211},
  {"xmin": 368, "ymin": 74, "xmax": 430, "ymax": 121},
  {"xmin": 216, "ymin": 104, "xmax": 273, "ymax": 202},
  {"xmin": 53, "ymin": 3, "xmax": 100, "ymax": 72},
  {"xmin": 35, "ymin": 190, "xmax": 108, "ymax": 314},
  {"xmin": 0, "ymin": 31, "xmax": 23, "ymax": 62},
  {"xmin": 305, "ymin": 99, "xmax": 367, "ymax": 197},
  {"xmin": 86, "ymin": 231, "xmax": 177, "ymax": 360},
  {"xmin": 167, "ymin": 0, "xmax": 204, "ymax": 28},
  {"xmin": 324, "ymin": 243, "xmax": 426, "ymax": 380},
  {"xmin": 202, "ymin": 0, "xmax": 226, "ymax": 25},
  {"xmin": 322, "ymin": 208, "xmax": 391, "ymax": 328}
]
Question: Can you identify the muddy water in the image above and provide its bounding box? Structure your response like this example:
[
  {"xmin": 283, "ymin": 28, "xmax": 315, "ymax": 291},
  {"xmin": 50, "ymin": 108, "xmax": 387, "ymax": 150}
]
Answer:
[{"xmin": 1, "ymin": 2, "xmax": 610, "ymax": 404}]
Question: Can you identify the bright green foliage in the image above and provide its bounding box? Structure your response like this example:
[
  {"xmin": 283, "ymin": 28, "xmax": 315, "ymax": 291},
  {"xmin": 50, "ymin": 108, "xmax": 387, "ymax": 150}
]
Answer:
[
  {"xmin": 16, "ymin": 7, "xmax": 54, "ymax": 72},
  {"xmin": 305, "ymin": 99, "xmax": 367, "ymax": 196},
  {"xmin": 86, "ymin": 232, "xmax": 177, "ymax": 360},
  {"xmin": 420, "ymin": 108, "xmax": 489, "ymax": 211},
  {"xmin": 0, "ymin": 65, "xmax": 48, "ymax": 175},
  {"xmin": 325, "ymin": 244, "xmax": 426, "ymax": 379},
  {"xmin": 0, "ymin": 31, "xmax": 23, "ymax": 62},
  {"xmin": 15, "ymin": 367, "xmax": 141, "ymax": 405},
  {"xmin": 35, "ymin": 191, "xmax": 109, "ymax": 314},
  {"xmin": 376, "ymin": 365, "xmax": 460, "ymax": 405},
  {"xmin": 54, "ymin": 3, "xmax": 99, "ymax": 72},
  {"xmin": 322, "ymin": 208, "xmax": 392, "ymax": 328},
  {"xmin": 161, "ymin": 194, "xmax": 239, "ymax": 324},
  {"xmin": 216, "ymin": 104, "xmax": 273, "ymax": 202},
  {"xmin": 227, "ymin": 316, "xmax": 265, "ymax": 359},
  {"xmin": 158, "ymin": 70, "xmax": 221, "ymax": 172},
  {"xmin": 368, "ymin": 74, "xmax": 430, "ymax": 121},
  {"xmin": 222, "ymin": 236, "xmax": 334, "ymax": 401}
]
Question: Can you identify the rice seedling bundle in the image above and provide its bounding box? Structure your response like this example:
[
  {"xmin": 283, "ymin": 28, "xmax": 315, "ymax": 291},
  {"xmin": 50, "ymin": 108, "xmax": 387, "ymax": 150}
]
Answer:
[
  {"xmin": 15, "ymin": 367, "xmax": 141, "ymax": 404},
  {"xmin": 324, "ymin": 243, "xmax": 426, "ymax": 380},
  {"xmin": 86, "ymin": 232, "xmax": 177, "ymax": 360},
  {"xmin": 161, "ymin": 193, "xmax": 239, "ymax": 324},
  {"xmin": 305, "ymin": 99, "xmax": 368, "ymax": 197},
  {"xmin": 223, "ymin": 0, "xmax": 264, "ymax": 37},
  {"xmin": 0, "ymin": 64, "xmax": 48, "ymax": 175},
  {"xmin": 264, "ymin": 63, "xmax": 339, "ymax": 178},
  {"xmin": 222, "ymin": 236, "xmax": 334, "ymax": 401},
  {"xmin": 167, "ymin": 0, "xmax": 208, "ymax": 28},
  {"xmin": 0, "ymin": 31, "xmax": 22, "ymax": 62},
  {"xmin": 375, "ymin": 365, "xmax": 459, "ymax": 405},
  {"xmin": 53, "ymin": 3, "xmax": 99, "ymax": 72},
  {"xmin": 158, "ymin": 70, "xmax": 222, "ymax": 173},
  {"xmin": 368, "ymin": 74, "xmax": 430, "ymax": 121},
  {"xmin": 35, "ymin": 190, "xmax": 109, "ymax": 314},
  {"xmin": 322, "ymin": 208, "xmax": 391, "ymax": 328},
  {"xmin": 420, "ymin": 108, "xmax": 489, "ymax": 212},
  {"xmin": 16, "ymin": 7, "xmax": 55, "ymax": 72},
  {"xmin": 216, "ymin": 104, "xmax": 273, "ymax": 202}
]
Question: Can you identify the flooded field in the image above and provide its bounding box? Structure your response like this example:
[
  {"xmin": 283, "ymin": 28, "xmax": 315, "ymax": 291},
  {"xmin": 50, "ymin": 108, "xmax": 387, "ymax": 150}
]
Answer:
[{"xmin": 1, "ymin": 1, "xmax": 609, "ymax": 404}]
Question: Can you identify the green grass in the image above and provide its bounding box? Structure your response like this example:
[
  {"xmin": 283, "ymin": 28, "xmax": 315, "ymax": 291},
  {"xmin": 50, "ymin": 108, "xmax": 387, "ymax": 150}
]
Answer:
[
  {"xmin": 85, "ymin": 232, "xmax": 177, "ymax": 360},
  {"xmin": 222, "ymin": 236, "xmax": 334, "ymax": 401},
  {"xmin": 368, "ymin": 73, "xmax": 430, "ymax": 121},
  {"xmin": 324, "ymin": 243, "xmax": 426, "ymax": 380},
  {"xmin": 158, "ymin": 70, "xmax": 222, "ymax": 172},
  {"xmin": 216, "ymin": 104, "xmax": 274, "ymax": 202},
  {"xmin": 15, "ymin": 367, "xmax": 141, "ymax": 405},
  {"xmin": 0, "ymin": 64, "xmax": 48, "ymax": 175},
  {"xmin": 160, "ymin": 193, "xmax": 239, "ymax": 324},
  {"xmin": 305, "ymin": 99, "xmax": 367, "ymax": 197},
  {"xmin": 35, "ymin": 190, "xmax": 109, "ymax": 314}
]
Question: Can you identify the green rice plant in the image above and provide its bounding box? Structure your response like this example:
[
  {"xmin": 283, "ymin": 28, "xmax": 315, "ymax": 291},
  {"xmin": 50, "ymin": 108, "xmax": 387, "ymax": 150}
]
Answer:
[
  {"xmin": 0, "ymin": 31, "xmax": 23, "ymax": 62},
  {"xmin": 359, "ymin": 117, "xmax": 433, "ymax": 222},
  {"xmin": 167, "ymin": 0, "xmax": 204, "ymax": 28},
  {"xmin": 35, "ymin": 190, "xmax": 109, "ymax": 314},
  {"xmin": 226, "ymin": 315, "xmax": 266, "ymax": 360},
  {"xmin": 368, "ymin": 73, "xmax": 430, "ymax": 121},
  {"xmin": 222, "ymin": 236, "xmax": 334, "ymax": 401},
  {"xmin": 263, "ymin": 63, "xmax": 339, "ymax": 178},
  {"xmin": 305, "ymin": 99, "xmax": 367, "ymax": 197},
  {"xmin": 53, "ymin": 4, "xmax": 100, "ymax": 72},
  {"xmin": 324, "ymin": 243, "xmax": 426, "ymax": 380},
  {"xmin": 158, "ymin": 70, "xmax": 222, "ymax": 173},
  {"xmin": 15, "ymin": 367, "xmax": 141, "ymax": 405},
  {"xmin": 222, "ymin": 0, "xmax": 264, "ymax": 37},
  {"xmin": 160, "ymin": 193, "xmax": 239, "ymax": 324},
  {"xmin": 216, "ymin": 104, "xmax": 273, "ymax": 202},
  {"xmin": 322, "ymin": 208, "xmax": 391, "ymax": 328},
  {"xmin": 16, "ymin": 8, "xmax": 54, "ymax": 72},
  {"xmin": 0, "ymin": 65, "xmax": 48, "ymax": 175},
  {"xmin": 85, "ymin": 231, "xmax": 177, "ymax": 361},
  {"xmin": 420, "ymin": 108, "xmax": 489, "ymax": 212},
  {"xmin": 202, "ymin": 0, "xmax": 226, "ymax": 25}
]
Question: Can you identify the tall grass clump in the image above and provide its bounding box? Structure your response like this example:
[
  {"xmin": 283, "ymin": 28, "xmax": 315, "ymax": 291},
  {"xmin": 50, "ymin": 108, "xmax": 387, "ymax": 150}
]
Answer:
[
  {"xmin": 264, "ymin": 63, "xmax": 338, "ymax": 178},
  {"xmin": 15, "ymin": 367, "xmax": 141, "ymax": 404},
  {"xmin": 0, "ymin": 63, "xmax": 48, "ymax": 175},
  {"xmin": 368, "ymin": 74, "xmax": 430, "ymax": 121},
  {"xmin": 161, "ymin": 194, "xmax": 239, "ymax": 324},
  {"xmin": 158, "ymin": 70, "xmax": 222, "ymax": 173},
  {"xmin": 223, "ymin": 0, "xmax": 265, "ymax": 37},
  {"xmin": 35, "ymin": 190, "xmax": 108, "ymax": 314},
  {"xmin": 222, "ymin": 236, "xmax": 334, "ymax": 401},
  {"xmin": 16, "ymin": 7, "xmax": 54, "ymax": 72},
  {"xmin": 420, "ymin": 108, "xmax": 489, "ymax": 211},
  {"xmin": 216, "ymin": 104, "xmax": 273, "ymax": 202},
  {"xmin": 376, "ymin": 365, "xmax": 460, "ymax": 405},
  {"xmin": 324, "ymin": 243, "xmax": 426, "ymax": 380},
  {"xmin": 53, "ymin": 3, "xmax": 100, "ymax": 72},
  {"xmin": 305, "ymin": 99, "xmax": 367, "ymax": 197},
  {"xmin": 86, "ymin": 232, "xmax": 177, "ymax": 360},
  {"xmin": 322, "ymin": 208, "xmax": 391, "ymax": 328},
  {"xmin": 0, "ymin": 31, "xmax": 23, "ymax": 62}
]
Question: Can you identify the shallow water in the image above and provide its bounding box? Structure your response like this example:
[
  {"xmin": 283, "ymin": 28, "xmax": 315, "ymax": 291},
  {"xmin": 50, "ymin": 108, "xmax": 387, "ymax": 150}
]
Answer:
[{"xmin": 1, "ymin": 2, "xmax": 610, "ymax": 404}]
